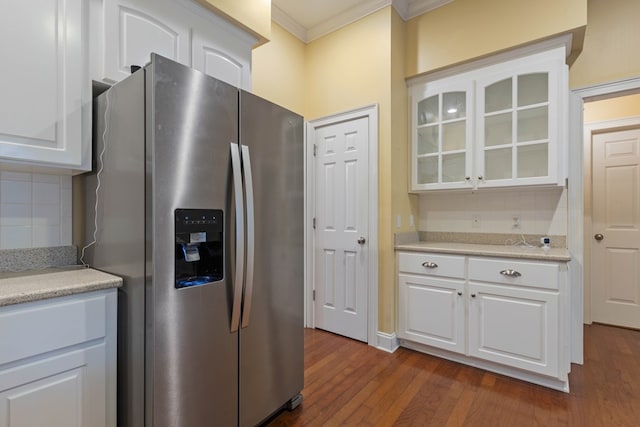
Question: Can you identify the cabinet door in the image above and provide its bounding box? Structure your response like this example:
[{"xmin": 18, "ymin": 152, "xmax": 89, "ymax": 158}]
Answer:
[
  {"xmin": 102, "ymin": 0, "xmax": 190, "ymax": 82},
  {"xmin": 0, "ymin": 345, "xmax": 106, "ymax": 427},
  {"xmin": 410, "ymin": 80, "xmax": 474, "ymax": 191},
  {"xmin": 468, "ymin": 282, "xmax": 559, "ymax": 377},
  {"xmin": 0, "ymin": 0, "xmax": 89, "ymax": 171},
  {"xmin": 475, "ymin": 48, "xmax": 566, "ymax": 187},
  {"xmin": 398, "ymin": 274, "xmax": 465, "ymax": 353}
]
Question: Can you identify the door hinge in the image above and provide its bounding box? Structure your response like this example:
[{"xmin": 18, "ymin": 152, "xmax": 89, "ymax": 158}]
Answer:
[
  {"xmin": 313, "ymin": 290, "xmax": 316, "ymax": 301},
  {"xmin": 313, "ymin": 144, "xmax": 317, "ymax": 157},
  {"xmin": 312, "ymin": 217, "xmax": 316, "ymax": 229}
]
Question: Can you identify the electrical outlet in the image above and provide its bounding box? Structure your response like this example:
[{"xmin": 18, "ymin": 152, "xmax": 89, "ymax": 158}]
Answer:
[
  {"xmin": 472, "ymin": 214, "xmax": 481, "ymax": 228},
  {"xmin": 512, "ymin": 215, "xmax": 521, "ymax": 229}
]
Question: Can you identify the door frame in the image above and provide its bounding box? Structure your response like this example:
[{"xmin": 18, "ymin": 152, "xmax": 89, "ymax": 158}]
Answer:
[
  {"xmin": 569, "ymin": 76, "xmax": 640, "ymax": 364},
  {"xmin": 305, "ymin": 104, "xmax": 379, "ymax": 346},
  {"xmin": 584, "ymin": 117, "xmax": 640, "ymax": 325}
]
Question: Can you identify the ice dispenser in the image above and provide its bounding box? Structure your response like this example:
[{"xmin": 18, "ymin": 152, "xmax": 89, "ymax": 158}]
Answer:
[{"xmin": 175, "ymin": 209, "xmax": 223, "ymax": 288}]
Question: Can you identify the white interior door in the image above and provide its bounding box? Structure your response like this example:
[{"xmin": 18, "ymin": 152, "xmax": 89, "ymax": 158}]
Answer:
[
  {"xmin": 314, "ymin": 117, "xmax": 369, "ymax": 342},
  {"xmin": 591, "ymin": 127, "xmax": 640, "ymax": 329}
]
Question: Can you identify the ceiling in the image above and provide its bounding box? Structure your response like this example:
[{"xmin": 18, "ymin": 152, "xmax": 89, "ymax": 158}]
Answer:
[{"xmin": 272, "ymin": 0, "xmax": 454, "ymax": 43}]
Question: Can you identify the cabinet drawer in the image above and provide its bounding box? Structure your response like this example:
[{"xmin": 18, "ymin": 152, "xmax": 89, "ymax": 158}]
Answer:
[
  {"xmin": 0, "ymin": 293, "xmax": 107, "ymax": 366},
  {"xmin": 468, "ymin": 257, "xmax": 559, "ymax": 290},
  {"xmin": 398, "ymin": 252, "xmax": 465, "ymax": 279}
]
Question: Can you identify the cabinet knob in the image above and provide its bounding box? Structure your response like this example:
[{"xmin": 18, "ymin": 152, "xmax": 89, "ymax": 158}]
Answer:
[
  {"xmin": 471, "ymin": 293, "xmax": 477, "ymax": 298},
  {"xmin": 594, "ymin": 234, "xmax": 604, "ymax": 241},
  {"xmin": 499, "ymin": 269, "xmax": 522, "ymax": 278},
  {"xmin": 357, "ymin": 236, "xmax": 366, "ymax": 245},
  {"xmin": 477, "ymin": 175, "xmax": 484, "ymax": 180},
  {"xmin": 457, "ymin": 291, "xmax": 463, "ymax": 296},
  {"xmin": 421, "ymin": 261, "xmax": 438, "ymax": 269},
  {"xmin": 465, "ymin": 176, "xmax": 471, "ymax": 181}
]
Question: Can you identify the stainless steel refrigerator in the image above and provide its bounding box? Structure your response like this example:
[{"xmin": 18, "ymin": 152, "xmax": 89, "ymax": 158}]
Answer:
[{"xmin": 85, "ymin": 54, "xmax": 304, "ymax": 427}]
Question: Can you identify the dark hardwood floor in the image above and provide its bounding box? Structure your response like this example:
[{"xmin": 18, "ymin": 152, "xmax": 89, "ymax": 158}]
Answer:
[{"xmin": 267, "ymin": 324, "xmax": 640, "ymax": 426}]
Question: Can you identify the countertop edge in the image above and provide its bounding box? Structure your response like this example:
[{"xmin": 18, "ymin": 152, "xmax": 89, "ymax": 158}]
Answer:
[
  {"xmin": 0, "ymin": 268, "xmax": 123, "ymax": 307},
  {"xmin": 395, "ymin": 242, "xmax": 572, "ymax": 262}
]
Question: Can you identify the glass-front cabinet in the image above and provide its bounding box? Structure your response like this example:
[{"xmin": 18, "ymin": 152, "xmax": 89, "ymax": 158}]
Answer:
[
  {"xmin": 476, "ymin": 55, "xmax": 562, "ymax": 188},
  {"xmin": 411, "ymin": 80, "xmax": 474, "ymax": 190},
  {"xmin": 408, "ymin": 46, "xmax": 568, "ymax": 192}
]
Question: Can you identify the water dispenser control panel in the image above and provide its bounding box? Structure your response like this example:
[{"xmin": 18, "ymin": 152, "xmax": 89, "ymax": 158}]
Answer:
[{"xmin": 175, "ymin": 208, "xmax": 223, "ymax": 288}]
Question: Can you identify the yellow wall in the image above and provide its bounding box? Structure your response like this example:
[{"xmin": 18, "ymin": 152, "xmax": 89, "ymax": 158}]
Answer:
[
  {"xmin": 584, "ymin": 94, "xmax": 640, "ymax": 123},
  {"xmin": 305, "ymin": 8, "xmax": 397, "ymax": 333},
  {"xmin": 252, "ymin": 23, "xmax": 306, "ymax": 115},
  {"xmin": 570, "ymin": 0, "xmax": 640, "ymax": 88},
  {"xmin": 197, "ymin": 0, "xmax": 271, "ymax": 43},
  {"xmin": 405, "ymin": 0, "xmax": 587, "ymax": 78}
]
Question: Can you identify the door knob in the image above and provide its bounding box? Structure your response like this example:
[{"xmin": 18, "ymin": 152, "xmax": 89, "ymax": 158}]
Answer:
[
  {"xmin": 357, "ymin": 237, "xmax": 366, "ymax": 245},
  {"xmin": 594, "ymin": 234, "xmax": 604, "ymax": 241}
]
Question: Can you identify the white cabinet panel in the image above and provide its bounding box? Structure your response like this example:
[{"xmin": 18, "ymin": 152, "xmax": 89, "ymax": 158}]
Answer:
[
  {"xmin": 0, "ymin": 290, "xmax": 116, "ymax": 427},
  {"xmin": 0, "ymin": 0, "xmax": 90, "ymax": 171},
  {"xmin": 96, "ymin": 0, "xmax": 255, "ymax": 89},
  {"xmin": 468, "ymin": 282, "xmax": 559, "ymax": 377},
  {"xmin": 398, "ymin": 274, "xmax": 465, "ymax": 353},
  {"xmin": 103, "ymin": 0, "xmax": 190, "ymax": 82}
]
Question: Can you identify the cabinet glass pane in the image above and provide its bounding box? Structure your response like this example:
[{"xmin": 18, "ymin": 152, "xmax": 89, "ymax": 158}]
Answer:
[
  {"xmin": 485, "ymin": 78, "xmax": 512, "ymax": 113},
  {"xmin": 442, "ymin": 121, "xmax": 465, "ymax": 152},
  {"xmin": 485, "ymin": 148, "xmax": 512, "ymax": 180},
  {"xmin": 443, "ymin": 92, "xmax": 466, "ymax": 120},
  {"xmin": 442, "ymin": 153, "xmax": 466, "ymax": 183},
  {"xmin": 418, "ymin": 126, "xmax": 439, "ymax": 155},
  {"xmin": 418, "ymin": 95, "xmax": 439, "ymax": 125},
  {"xmin": 418, "ymin": 156, "xmax": 438, "ymax": 184},
  {"xmin": 518, "ymin": 143, "xmax": 548, "ymax": 178},
  {"xmin": 518, "ymin": 73, "xmax": 548, "ymax": 107},
  {"xmin": 485, "ymin": 112, "xmax": 512, "ymax": 147},
  {"xmin": 517, "ymin": 106, "xmax": 548, "ymax": 142}
]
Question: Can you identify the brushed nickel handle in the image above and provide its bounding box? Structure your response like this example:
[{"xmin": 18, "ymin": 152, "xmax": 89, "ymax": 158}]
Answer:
[
  {"xmin": 357, "ymin": 236, "xmax": 366, "ymax": 245},
  {"xmin": 421, "ymin": 261, "xmax": 438, "ymax": 269},
  {"xmin": 594, "ymin": 234, "xmax": 604, "ymax": 241},
  {"xmin": 500, "ymin": 269, "xmax": 522, "ymax": 278}
]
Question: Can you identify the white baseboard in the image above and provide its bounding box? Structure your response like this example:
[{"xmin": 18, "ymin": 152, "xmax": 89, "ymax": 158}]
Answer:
[{"xmin": 376, "ymin": 331, "xmax": 399, "ymax": 353}]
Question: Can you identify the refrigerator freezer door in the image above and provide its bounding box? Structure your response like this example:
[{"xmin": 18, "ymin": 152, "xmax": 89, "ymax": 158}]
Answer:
[
  {"xmin": 239, "ymin": 91, "xmax": 305, "ymax": 426},
  {"xmin": 147, "ymin": 55, "xmax": 239, "ymax": 427}
]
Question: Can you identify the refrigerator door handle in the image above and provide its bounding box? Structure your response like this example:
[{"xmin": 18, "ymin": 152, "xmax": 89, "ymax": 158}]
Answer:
[
  {"xmin": 230, "ymin": 142, "xmax": 245, "ymax": 332},
  {"xmin": 240, "ymin": 144, "xmax": 255, "ymax": 328}
]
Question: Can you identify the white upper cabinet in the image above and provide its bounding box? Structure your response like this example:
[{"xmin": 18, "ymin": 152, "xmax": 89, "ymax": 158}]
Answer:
[
  {"xmin": 409, "ymin": 45, "xmax": 568, "ymax": 192},
  {"xmin": 0, "ymin": 0, "xmax": 90, "ymax": 172},
  {"xmin": 476, "ymin": 49, "xmax": 564, "ymax": 188},
  {"xmin": 94, "ymin": 0, "xmax": 254, "ymax": 89},
  {"xmin": 410, "ymin": 80, "xmax": 474, "ymax": 190}
]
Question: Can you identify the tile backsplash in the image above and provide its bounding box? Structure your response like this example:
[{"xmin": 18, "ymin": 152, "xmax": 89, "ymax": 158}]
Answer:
[
  {"xmin": 0, "ymin": 171, "xmax": 72, "ymax": 249},
  {"xmin": 418, "ymin": 187, "xmax": 567, "ymax": 236}
]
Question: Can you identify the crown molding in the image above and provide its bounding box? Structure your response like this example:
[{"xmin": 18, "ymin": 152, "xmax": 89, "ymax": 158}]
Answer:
[{"xmin": 272, "ymin": 0, "xmax": 454, "ymax": 44}]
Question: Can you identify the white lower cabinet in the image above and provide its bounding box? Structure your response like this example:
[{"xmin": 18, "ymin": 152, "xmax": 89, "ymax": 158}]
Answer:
[
  {"xmin": 468, "ymin": 282, "xmax": 559, "ymax": 377},
  {"xmin": 397, "ymin": 251, "xmax": 569, "ymax": 391},
  {"xmin": 399, "ymin": 274, "xmax": 465, "ymax": 353},
  {"xmin": 0, "ymin": 289, "xmax": 117, "ymax": 427}
]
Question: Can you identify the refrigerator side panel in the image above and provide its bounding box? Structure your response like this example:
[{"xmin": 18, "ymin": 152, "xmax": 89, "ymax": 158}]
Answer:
[
  {"xmin": 239, "ymin": 91, "xmax": 305, "ymax": 427},
  {"xmin": 85, "ymin": 71, "xmax": 146, "ymax": 427},
  {"xmin": 146, "ymin": 55, "xmax": 240, "ymax": 427}
]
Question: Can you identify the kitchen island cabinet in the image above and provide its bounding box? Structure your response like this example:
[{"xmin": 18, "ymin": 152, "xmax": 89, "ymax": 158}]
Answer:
[
  {"xmin": 396, "ymin": 245, "xmax": 570, "ymax": 391},
  {"xmin": 0, "ymin": 268, "xmax": 121, "ymax": 427}
]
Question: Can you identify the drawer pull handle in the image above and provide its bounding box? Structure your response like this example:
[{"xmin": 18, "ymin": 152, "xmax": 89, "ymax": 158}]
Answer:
[
  {"xmin": 422, "ymin": 262, "xmax": 438, "ymax": 269},
  {"xmin": 500, "ymin": 269, "xmax": 522, "ymax": 278}
]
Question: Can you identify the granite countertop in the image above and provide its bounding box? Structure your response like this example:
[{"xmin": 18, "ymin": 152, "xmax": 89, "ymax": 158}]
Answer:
[
  {"xmin": 395, "ymin": 241, "xmax": 571, "ymax": 262},
  {"xmin": 0, "ymin": 267, "xmax": 123, "ymax": 307}
]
